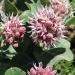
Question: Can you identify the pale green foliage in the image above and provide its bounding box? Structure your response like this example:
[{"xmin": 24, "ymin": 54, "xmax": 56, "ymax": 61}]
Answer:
[
  {"xmin": 19, "ymin": 0, "xmax": 42, "ymax": 24},
  {"xmin": 4, "ymin": 67, "xmax": 26, "ymax": 75},
  {"xmin": 5, "ymin": 45, "xmax": 17, "ymax": 60}
]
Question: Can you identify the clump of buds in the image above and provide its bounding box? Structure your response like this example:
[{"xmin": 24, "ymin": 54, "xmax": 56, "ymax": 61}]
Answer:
[{"xmin": 2, "ymin": 14, "xmax": 26, "ymax": 47}]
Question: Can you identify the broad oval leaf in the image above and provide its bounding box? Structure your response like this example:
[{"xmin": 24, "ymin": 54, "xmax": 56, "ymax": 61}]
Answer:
[{"xmin": 4, "ymin": 67, "xmax": 26, "ymax": 75}]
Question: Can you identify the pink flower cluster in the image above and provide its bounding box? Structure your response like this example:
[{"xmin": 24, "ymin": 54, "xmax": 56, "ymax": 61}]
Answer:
[
  {"xmin": 29, "ymin": 6, "xmax": 65, "ymax": 50},
  {"xmin": 51, "ymin": 0, "xmax": 70, "ymax": 18},
  {"xmin": 28, "ymin": 64, "xmax": 56, "ymax": 75},
  {"xmin": 3, "ymin": 15, "xmax": 26, "ymax": 47}
]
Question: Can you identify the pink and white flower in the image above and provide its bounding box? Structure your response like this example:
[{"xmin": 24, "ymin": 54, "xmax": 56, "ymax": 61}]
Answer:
[
  {"xmin": 28, "ymin": 64, "xmax": 56, "ymax": 75},
  {"xmin": 29, "ymin": 6, "xmax": 65, "ymax": 50},
  {"xmin": 50, "ymin": 0, "xmax": 70, "ymax": 18},
  {"xmin": 2, "ymin": 14, "xmax": 26, "ymax": 47}
]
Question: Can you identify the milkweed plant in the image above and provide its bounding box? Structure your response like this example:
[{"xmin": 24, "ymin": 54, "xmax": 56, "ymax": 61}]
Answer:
[{"xmin": 0, "ymin": 0, "xmax": 75, "ymax": 75}]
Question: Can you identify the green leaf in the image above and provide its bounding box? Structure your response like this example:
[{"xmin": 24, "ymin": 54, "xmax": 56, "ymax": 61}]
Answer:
[
  {"xmin": 9, "ymin": 0, "xmax": 17, "ymax": 4},
  {"xmin": 36, "ymin": 0, "xmax": 43, "ymax": 8},
  {"xmin": 25, "ymin": 2, "xmax": 31, "ymax": 10},
  {"xmin": 48, "ymin": 39, "xmax": 73, "ymax": 66},
  {"xmin": 19, "ymin": 10, "xmax": 32, "ymax": 24},
  {"xmin": 20, "ymin": 0, "xmax": 43, "ymax": 24},
  {"xmin": 7, "ymin": 45, "xmax": 16, "ymax": 54},
  {"xmin": 30, "ymin": 3, "xmax": 37, "ymax": 13},
  {"xmin": 65, "ymin": 17, "xmax": 75, "ymax": 25},
  {"xmin": 4, "ymin": 67, "xmax": 26, "ymax": 75},
  {"xmin": 55, "ymin": 39, "xmax": 70, "ymax": 48},
  {"xmin": 70, "ymin": 0, "xmax": 75, "ymax": 10},
  {"xmin": 25, "ymin": 0, "xmax": 42, "ymax": 10},
  {"xmin": 71, "ymin": 68, "xmax": 75, "ymax": 75},
  {"xmin": 53, "ymin": 60, "xmax": 73, "ymax": 75},
  {"xmin": 40, "ymin": 0, "xmax": 49, "ymax": 6},
  {"xmin": 3, "ymin": 0, "xmax": 18, "ymax": 15},
  {"xmin": 0, "ymin": 36, "xmax": 3, "ymax": 42},
  {"xmin": 5, "ymin": 54, "xmax": 16, "ymax": 60},
  {"xmin": 25, "ymin": 0, "xmax": 42, "ymax": 13},
  {"xmin": 5, "ymin": 45, "xmax": 17, "ymax": 60}
]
